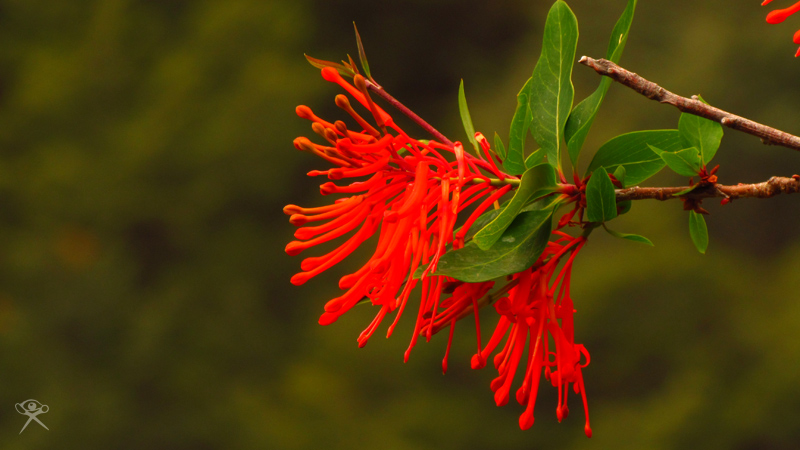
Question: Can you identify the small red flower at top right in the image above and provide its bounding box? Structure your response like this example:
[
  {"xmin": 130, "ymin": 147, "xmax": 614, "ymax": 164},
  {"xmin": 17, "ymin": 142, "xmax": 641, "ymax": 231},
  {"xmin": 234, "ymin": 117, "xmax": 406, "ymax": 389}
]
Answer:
[{"xmin": 762, "ymin": 0, "xmax": 800, "ymax": 56}]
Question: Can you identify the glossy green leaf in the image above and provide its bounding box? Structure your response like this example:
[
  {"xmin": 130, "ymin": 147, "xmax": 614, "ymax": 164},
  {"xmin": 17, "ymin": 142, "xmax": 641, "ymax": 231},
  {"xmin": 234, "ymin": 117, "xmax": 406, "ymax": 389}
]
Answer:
[
  {"xmin": 529, "ymin": 0, "xmax": 579, "ymax": 170},
  {"xmin": 505, "ymin": 77, "xmax": 533, "ymax": 175},
  {"xmin": 689, "ymin": 210, "xmax": 708, "ymax": 254},
  {"xmin": 586, "ymin": 167, "xmax": 617, "ymax": 222},
  {"xmin": 473, "ymin": 164, "xmax": 556, "ymax": 250},
  {"xmin": 587, "ymin": 130, "xmax": 681, "ymax": 186},
  {"xmin": 458, "ymin": 80, "xmax": 479, "ymax": 152},
  {"xmin": 353, "ymin": 23, "xmax": 372, "ymax": 80},
  {"xmin": 524, "ymin": 148, "xmax": 546, "ymax": 169},
  {"xmin": 523, "ymin": 193, "xmax": 567, "ymax": 212},
  {"xmin": 457, "ymin": 207, "xmax": 504, "ymax": 244},
  {"xmin": 678, "ymin": 98, "xmax": 723, "ymax": 164},
  {"xmin": 493, "ymin": 132, "xmax": 507, "ymax": 161},
  {"xmin": 660, "ymin": 147, "xmax": 702, "ymax": 177},
  {"xmin": 603, "ymin": 225, "xmax": 653, "ymax": 246},
  {"xmin": 564, "ymin": 0, "xmax": 636, "ymax": 168},
  {"xmin": 431, "ymin": 210, "xmax": 553, "ymax": 282}
]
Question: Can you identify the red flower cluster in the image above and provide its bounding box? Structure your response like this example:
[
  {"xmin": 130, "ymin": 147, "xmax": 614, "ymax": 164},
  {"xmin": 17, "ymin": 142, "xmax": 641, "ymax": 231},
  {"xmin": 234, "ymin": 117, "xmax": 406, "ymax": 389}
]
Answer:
[
  {"xmin": 285, "ymin": 67, "xmax": 592, "ymax": 436},
  {"xmin": 472, "ymin": 233, "xmax": 591, "ymax": 436},
  {"xmin": 763, "ymin": 0, "xmax": 800, "ymax": 56},
  {"xmin": 285, "ymin": 67, "xmax": 508, "ymax": 350}
]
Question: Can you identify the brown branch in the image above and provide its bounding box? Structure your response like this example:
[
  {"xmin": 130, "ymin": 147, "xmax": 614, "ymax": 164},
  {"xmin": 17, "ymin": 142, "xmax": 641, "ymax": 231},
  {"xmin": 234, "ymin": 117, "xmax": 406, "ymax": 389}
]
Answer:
[
  {"xmin": 579, "ymin": 56, "xmax": 800, "ymax": 152},
  {"xmin": 616, "ymin": 176, "xmax": 800, "ymax": 201}
]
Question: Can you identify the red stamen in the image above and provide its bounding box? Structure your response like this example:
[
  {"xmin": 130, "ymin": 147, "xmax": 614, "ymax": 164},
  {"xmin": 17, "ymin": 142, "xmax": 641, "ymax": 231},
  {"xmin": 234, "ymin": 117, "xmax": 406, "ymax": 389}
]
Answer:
[{"xmin": 320, "ymin": 67, "xmax": 393, "ymax": 125}]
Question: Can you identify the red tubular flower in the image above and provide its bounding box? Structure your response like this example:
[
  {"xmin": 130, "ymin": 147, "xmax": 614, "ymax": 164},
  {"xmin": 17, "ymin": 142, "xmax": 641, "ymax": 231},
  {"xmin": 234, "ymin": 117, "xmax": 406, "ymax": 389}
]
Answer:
[
  {"xmin": 471, "ymin": 233, "xmax": 592, "ymax": 437},
  {"xmin": 286, "ymin": 65, "xmax": 593, "ymax": 436},
  {"xmin": 763, "ymin": 0, "xmax": 800, "ymax": 56},
  {"xmin": 285, "ymin": 67, "xmax": 512, "ymax": 351}
]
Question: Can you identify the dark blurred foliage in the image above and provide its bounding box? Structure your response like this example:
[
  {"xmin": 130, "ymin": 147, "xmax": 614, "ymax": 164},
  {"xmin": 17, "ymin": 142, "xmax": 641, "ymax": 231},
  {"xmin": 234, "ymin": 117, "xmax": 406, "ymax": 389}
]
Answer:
[{"xmin": 0, "ymin": 0, "xmax": 798, "ymax": 448}]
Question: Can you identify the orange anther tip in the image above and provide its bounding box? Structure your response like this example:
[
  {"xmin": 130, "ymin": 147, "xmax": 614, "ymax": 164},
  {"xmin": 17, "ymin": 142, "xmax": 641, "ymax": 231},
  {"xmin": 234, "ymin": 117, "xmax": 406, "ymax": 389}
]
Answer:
[
  {"xmin": 767, "ymin": 10, "xmax": 788, "ymax": 24},
  {"xmin": 299, "ymin": 256, "xmax": 318, "ymax": 270},
  {"xmin": 320, "ymin": 67, "xmax": 340, "ymax": 82},
  {"xmin": 795, "ymin": 46, "xmax": 800, "ymax": 57},
  {"xmin": 318, "ymin": 312, "xmax": 338, "ymax": 325},
  {"xmin": 290, "ymin": 272, "xmax": 310, "ymax": 286},
  {"xmin": 293, "ymin": 137, "xmax": 312, "ymax": 151},
  {"xmin": 494, "ymin": 390, "xmax": 509, "ymax": 407},
  {"xmin": 585, "ymin": 425, "xmax": 593, "ymax": 438},
  {"xmin": 763, "ymin": 0, "xmax": 773, "ymax": 5},
  {"xmin": 296, "ymin": 105, "xmax": 313, "ymax": 119},
  {"xmin": 320, "ymin": 182, "xmax": 337, "ymax": 195},
  {"xmin": 334, "ymin": 94, "xmax": 350, "ymax": 108},
  {"xmin": 353, "ymin": 74, "xmax": 367, "ymax": 90},
  {"xmin": 283, "ymin": 205, "xmax": 301, "ymax": 215},
  {"xmin": 519, "ymin": 413, "xmax": 535, "ymax": 430},
  {"xmin": 470, "ymin": 354, "xmax": 486, "ymax": 369},
  {"xmin": 339, "ymin": 274, "xmax": 357, "ymax": 289},
  {"xmin": 285, "ymin": 241, "xmax": 304, "ymax": 256},
  {"xmin": 289, "ymin": 214, "xmax": 307, "ymax": 226}
]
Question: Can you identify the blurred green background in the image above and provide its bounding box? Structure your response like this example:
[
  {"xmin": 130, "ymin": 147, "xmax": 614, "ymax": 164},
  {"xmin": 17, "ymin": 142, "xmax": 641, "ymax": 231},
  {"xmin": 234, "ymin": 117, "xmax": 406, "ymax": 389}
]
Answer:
[{"xmin": 0, "ymin": 0, "xmax": 799, "ymax": 448}]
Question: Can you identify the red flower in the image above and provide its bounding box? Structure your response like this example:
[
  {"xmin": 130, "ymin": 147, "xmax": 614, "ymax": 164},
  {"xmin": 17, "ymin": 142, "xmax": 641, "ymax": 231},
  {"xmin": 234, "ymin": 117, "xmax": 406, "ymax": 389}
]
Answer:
[
  {"xmin": 285, "ymin": 67, "xmax": 509, "ymax": 350},
  {"xmin": 763, "ymin": 0, "xmax": 800, "ymax": 56},
  {"xmin": 286, "ymin": 66, "xmax": 593, "ymax": 436},
  {"xmin": 471, "ymin": 232, "xmax": 591, "ymax": 437}
]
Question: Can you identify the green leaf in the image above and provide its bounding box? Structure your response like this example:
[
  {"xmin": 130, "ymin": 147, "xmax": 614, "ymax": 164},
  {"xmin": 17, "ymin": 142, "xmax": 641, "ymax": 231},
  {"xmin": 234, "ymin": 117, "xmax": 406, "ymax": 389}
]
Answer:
[
  {"xmin": 525, "ymin": 148, "xmax": 546, "ymax": 169},
  {"xmin": 612, "ymin": 165, "xmax": 627, "ymax": 187},
  {"xmin": 458, "ymin": 80, "xmax": 479, "ymax": 152},
  {"xmin": 529, "ymin": 0, "xmax": 579, "ymax": 170},
  {"xmin": 603, "ymin": 225, "xmax": 653, "ymax": 246},
  {"xmin": 586, "ymin": 167, "xmax": 617, "ymax": 222},
  {"xmin": 678, "ymin": 98, "xmax": 723, "ymax": 164},
  {"xmin": 587, "ymin": 130, "xmax": 681, "ymax": 186},
  {"xmin": 457, "ymin": 206, "xmax": 504, "ymax": 243},
  {"xmin": 430, "ymin": 210, "xmax": 554, "ymax": 282},
  {"xmin": 505, "ymin": 77, "xmax": 533, "ymax": 175},
  {"xmin": 660, "ymin": 147, "xmax": 702, "ymax": 177},
  {"xmin": 523, "ymin": 193, "xmax": 566, "ymax": 212},
  {"xmin": 564, "ymin": 0, "xmax": 637, "ymax": 168},
  {"xmin": 353, "ymin": 23, "xmax": 372, "ymax": 80},
  {"xmin": 689, "ymin": 210, "xmax": 709, "ymax": 254},
  {"xmin": 304, "ymin": 54, "xmax": 355, "ymax": 78},
  {"xmin": 473, "ymin": 164, "xmax": 557, "ymax": 250},
  {"xmin": 493, "ymin": 133, "xmax": 507, "ymax": 161}
]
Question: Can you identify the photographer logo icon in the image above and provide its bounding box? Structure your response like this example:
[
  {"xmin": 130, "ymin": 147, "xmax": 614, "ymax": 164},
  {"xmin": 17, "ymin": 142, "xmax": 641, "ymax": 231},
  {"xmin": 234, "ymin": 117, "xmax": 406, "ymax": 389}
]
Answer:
[{"xmin": 15, "ymin": 399, "xmax": 49, "ymax": 434}]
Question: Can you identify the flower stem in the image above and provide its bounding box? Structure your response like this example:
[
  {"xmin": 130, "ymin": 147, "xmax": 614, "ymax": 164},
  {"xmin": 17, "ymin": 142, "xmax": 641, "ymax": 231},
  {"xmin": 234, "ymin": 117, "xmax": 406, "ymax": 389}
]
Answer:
[{"xmin": 365, "ymin": 80, "xmax": 455, "ymax": 148}]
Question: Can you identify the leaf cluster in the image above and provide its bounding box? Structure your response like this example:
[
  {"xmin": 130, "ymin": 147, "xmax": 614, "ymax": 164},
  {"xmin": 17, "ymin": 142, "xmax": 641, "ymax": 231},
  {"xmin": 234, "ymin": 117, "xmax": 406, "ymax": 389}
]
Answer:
[{"xmin": 436, "ymin": 0, "xmax": 724, "ymax": 281}]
